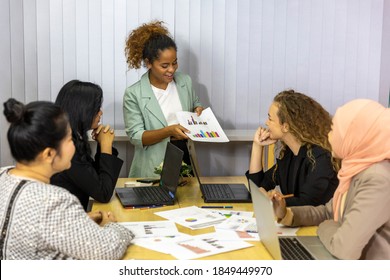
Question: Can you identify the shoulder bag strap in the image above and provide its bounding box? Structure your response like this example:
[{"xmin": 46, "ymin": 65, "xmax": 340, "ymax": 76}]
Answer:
[{"xmin": 0, "ymin": 180, "xmax": 28, "ymax": 260}]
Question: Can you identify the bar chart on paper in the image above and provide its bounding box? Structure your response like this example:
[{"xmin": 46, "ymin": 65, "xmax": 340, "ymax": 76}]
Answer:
[{"xmin": 176, "ymin": 108, "xmax": 229, "ymax": 142}]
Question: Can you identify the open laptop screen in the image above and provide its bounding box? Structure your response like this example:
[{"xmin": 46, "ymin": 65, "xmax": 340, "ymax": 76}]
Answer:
[{"xmin": 160, "ymin": 142, "xmax": 184, "ymax": 194}]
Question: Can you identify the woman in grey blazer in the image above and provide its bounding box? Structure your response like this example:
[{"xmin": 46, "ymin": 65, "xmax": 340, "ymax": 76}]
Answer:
[
  {"xmin": 123, "ymin": 21, "xmax": 203, "ymax": 177},
  {"xmin": 267, "ymin": 99, "xmax": 390, "ymax": 259}
]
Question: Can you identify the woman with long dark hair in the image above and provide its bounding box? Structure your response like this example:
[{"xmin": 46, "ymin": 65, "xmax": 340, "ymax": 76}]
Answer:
[
  {"xmin": 51, "ymin": 80, "xmax": 123, "ymax": 211},
  {"xmin": 1, "ymin": 98, "xmax": 133, "ymax": 259}
]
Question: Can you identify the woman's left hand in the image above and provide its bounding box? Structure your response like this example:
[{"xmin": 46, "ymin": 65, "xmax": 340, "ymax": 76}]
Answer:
[
  {"xmin": 264, "ymin": 188, "xmax": 287, "ymax": 220},
  {"xmin": 88, "ymin": 211, "xmax": 103, "ymax": 224}
]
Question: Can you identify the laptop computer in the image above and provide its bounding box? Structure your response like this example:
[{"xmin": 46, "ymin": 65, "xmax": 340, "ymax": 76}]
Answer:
[
  {"xmin": 187, "ymin": 141, "xmax": 251, "ymax": 203},
  {"xmin": 115, "ymin": 142, "xmax": 184, "ymax": 207},
  {"xmin": 248, "ymin": 179, "xmax": 337, "ymax": 260}
]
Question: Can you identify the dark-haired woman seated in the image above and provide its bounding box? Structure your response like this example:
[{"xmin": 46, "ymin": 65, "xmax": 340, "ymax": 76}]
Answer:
[
  {"xmin": 1, "ymin": 98, "xmax": 133, "ymax": 259},
  {"xmin": 51, "ymin": 80, "xmax": 123, "ymax": 211}
]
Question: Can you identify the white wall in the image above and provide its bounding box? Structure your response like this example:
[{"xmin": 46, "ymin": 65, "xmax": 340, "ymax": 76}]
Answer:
[{"xmin": 1, "ymin": 0, "xmax": 389, "ymax": 176}]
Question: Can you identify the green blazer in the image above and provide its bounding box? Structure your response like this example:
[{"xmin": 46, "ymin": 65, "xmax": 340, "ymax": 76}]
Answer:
[{"xmin": 123, "ymin": 71, "xmax": 203, "ymax": 177}]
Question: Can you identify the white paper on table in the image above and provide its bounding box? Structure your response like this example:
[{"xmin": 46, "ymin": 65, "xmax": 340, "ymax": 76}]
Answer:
[
  {"xmin": 214, "ymin": 216, "xmax": 259, "ymax": 239},
  {"xmin": 213, "ymin": 228, "xmax": 259, "ymax": 241},
  {"xmin": 214, "ymin": 216, "xmax": 298, "ymax": 236},
  {"xmin": 132, "ymin": 233, "xmax": 192, "ymax": 255},
  {"xmin": 204, "ymin": 209, "xmax": 254, "ymax": 218},
  {"xmin": 275, "ymin": 223, "xmax": 299, "ymax": 236},
  {"xmin": 167, "ymin": 232, "xmax": 253, "ymax": 260},
  {"xmin": 215, "ymin": 216, "xmax": 257, "ymax": 231},
  {"xmin": 176, "ymin": 107, "xmax": 229, "ymax": 142},
  {"xmin": 154, "ymin": 206, "xmax": 226, "ymax": 229},
  {"xmin": 119, "ymin": 221, "xmax": 179, "ymax": 238}
]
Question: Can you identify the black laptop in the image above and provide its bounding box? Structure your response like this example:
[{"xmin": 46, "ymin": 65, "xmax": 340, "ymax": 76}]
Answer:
[
  {"xmin": 116, "ymin": 142, "xmax": 184, "ymax": 207},
  {"xmin": 187, "ymin": 142, "xmax": 252, "ymax": 203}
]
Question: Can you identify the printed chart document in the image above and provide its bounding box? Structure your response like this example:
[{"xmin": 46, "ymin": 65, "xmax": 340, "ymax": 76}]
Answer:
[
  {"xmin": 214, "ymin": 216, "xmax": 259, "ymax": 240},
  {"xmin": 204, "ymin": 209, "xmax": 254, "ymax": 218},
  {"xmin": 119, "ymin": 221, "xmax": 179, "ymax": 238},
  {"xmin": 133, "ymin": 233, "xmax": 192, "ymax": 255},
  {"xmin": 215, "ymin": 216, "xmax": 257, "ymax": 232},
  {"xmin": 214, "ymin": 216, "xmax": 298, "ymax": 237},
  {"xmin": 176, "ymin": 107, "xmax": 229, "ymax": 142},
  {"xmin": 154, "ymin": 206, "xmax": 226, "ymax": 229},
  {"xmin": 167, "ymin": 232, "xmax": 253, "ymax": 260}
]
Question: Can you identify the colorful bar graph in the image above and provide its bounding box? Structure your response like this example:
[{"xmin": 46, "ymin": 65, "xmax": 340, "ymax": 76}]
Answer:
[
  {"xmin": 193, "ymin": 130, "xmax": 220, "ymax": 138},
  {"xmin": 185, "ymin": 116, "xmax": 207, "ymax": 125}
]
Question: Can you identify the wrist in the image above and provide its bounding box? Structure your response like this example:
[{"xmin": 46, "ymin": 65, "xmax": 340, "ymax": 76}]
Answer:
[
  {"xmin": 100, "ymin": 143, "xmax": 112, "ymax": 154},
  {"xmin": 277, "ymin": 208, "xmax": 294, "ymax": 226}
]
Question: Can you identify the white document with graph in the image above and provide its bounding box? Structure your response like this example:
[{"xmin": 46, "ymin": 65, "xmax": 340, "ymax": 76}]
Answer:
[{"xmin": 176, "ymin": 107, "xmax": 229, "ymax": 142}]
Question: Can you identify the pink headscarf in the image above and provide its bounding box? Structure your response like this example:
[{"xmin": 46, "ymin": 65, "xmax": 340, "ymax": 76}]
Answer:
[{"xmin": 331, "ymin": 99, "xmax": 390, "ymax": 221}]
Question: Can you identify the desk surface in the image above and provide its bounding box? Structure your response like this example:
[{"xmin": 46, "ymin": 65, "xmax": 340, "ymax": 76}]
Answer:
[{"xmin": 92, "ymin": 176, "xmax": 317, "ymax": 260}]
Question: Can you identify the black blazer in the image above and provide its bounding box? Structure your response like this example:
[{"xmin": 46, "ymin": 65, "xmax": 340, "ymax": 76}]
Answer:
[
  {"xmin": 246, "ymin": 145, "xmax": 338, "ymax": 206},
  {"xmin": 51, "ymin": 146, "xmax": 123, "ymax": 211}
]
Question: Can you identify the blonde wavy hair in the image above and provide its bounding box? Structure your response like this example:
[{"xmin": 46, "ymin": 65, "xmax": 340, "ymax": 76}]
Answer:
[
  {"xmin": 124, "ymin": 21, "xmax": 176, "ymax": 69},
  {"xmin": 273, "ymin": 90, "xmax": 339, "ymax": 172}
]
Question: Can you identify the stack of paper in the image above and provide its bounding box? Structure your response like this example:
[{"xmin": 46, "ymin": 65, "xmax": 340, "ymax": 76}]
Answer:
[
  {"xmin": 154, "ymin": 206, "xmax": 227, "ymax": 229},
  {"xmin": 120, "ymin": 206, "xmax": 297, "ymax": 259}
]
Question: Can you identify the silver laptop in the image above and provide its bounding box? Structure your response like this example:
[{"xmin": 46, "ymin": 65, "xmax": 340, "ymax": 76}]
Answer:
[{"xmin": 248, "ymin": 179, "xmax": 337, "ymax": 260}]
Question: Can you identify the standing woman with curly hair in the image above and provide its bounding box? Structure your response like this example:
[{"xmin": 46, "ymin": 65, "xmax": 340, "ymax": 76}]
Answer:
[
  {"xmin": 246, "ymin": 90, "xmax": 339, "ymax": 206},
  {"xmin": 123, "ymin": 21, "xmax": 203, "ymax": 178}
]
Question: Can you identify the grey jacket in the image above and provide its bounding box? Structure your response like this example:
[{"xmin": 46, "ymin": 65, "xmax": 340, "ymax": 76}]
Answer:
[
  {"xmin": 0, "ymin": 167, "xmax": 134, "ymax": 259},
  {"xmin": 291, "ymin": 160, "xmax": 390, "ymax": 259}
]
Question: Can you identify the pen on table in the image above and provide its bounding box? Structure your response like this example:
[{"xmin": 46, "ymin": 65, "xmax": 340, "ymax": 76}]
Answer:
[
  {"xmin": 201, "ymin": 206, "xmax": 233, "ymax": 209},
  {"xmin": 279, "ymin": 194, "xmax": 294, "ymax": 199}
]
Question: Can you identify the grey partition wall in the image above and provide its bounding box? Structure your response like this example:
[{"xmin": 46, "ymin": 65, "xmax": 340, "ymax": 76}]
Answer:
[{"xmin": 1, "ymin": 0, "xmax": 390, "ymax": 176}]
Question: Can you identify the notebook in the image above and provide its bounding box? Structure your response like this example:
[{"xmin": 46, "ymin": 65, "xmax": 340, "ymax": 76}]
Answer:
[
  {"xmin": 187, "ymin": 141, "xmax": 251, "ymax": 203},
  {"xmin": 248, "ymin": 179, "xmax": 337, "ymax": 260},
  {"xmin": 116, "ymin": 142, "xmax": 184, "ymax": 207}
]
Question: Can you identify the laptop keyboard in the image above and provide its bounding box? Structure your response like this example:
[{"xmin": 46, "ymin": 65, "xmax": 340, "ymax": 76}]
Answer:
[
  {"xmin": 202, "ymin": 184, "xmax": 235, "ymax": 199},
  {"xmin": 133, "ymin": 187, "xmax": 171, "ymax": 203},
  {"xmin": 279, "ymin": 237, "xmax": 314, "ymax": 260}
]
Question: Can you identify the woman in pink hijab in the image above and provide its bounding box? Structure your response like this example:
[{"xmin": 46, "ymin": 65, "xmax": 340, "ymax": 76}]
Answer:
[{"xmin": 268, "ymin": 99, "xmax": 390, "ymax": 259}]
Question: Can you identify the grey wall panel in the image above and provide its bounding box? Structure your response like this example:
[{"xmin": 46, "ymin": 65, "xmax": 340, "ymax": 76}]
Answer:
[
  {"xmin": 380, "ymin": 0, "xmax": 390, "ymax": 105},
  {"xmin": 75, "ymin": 0, "xmax": 90, "ymax": 81},
  {"xmin": 1, "ymin": 0, "xmax": 389, "ymax": 175},
  {"xmin": 10, "ymin": 0, "xmax": 25, "ymax": 102},
  {"xmin": 36, "ymin": 0, "xmax": 51, "ymax": 101},
  {"xmin": 23, "ymin": 0, "xmax": 38, "ymax": 103},
  {"xmin": 49, "ymin": 0, "xmax": 64, "ymax": 100},
  {"xmin": 0, "ymin": 0, "xmax": 12, "ymax": 165}
]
